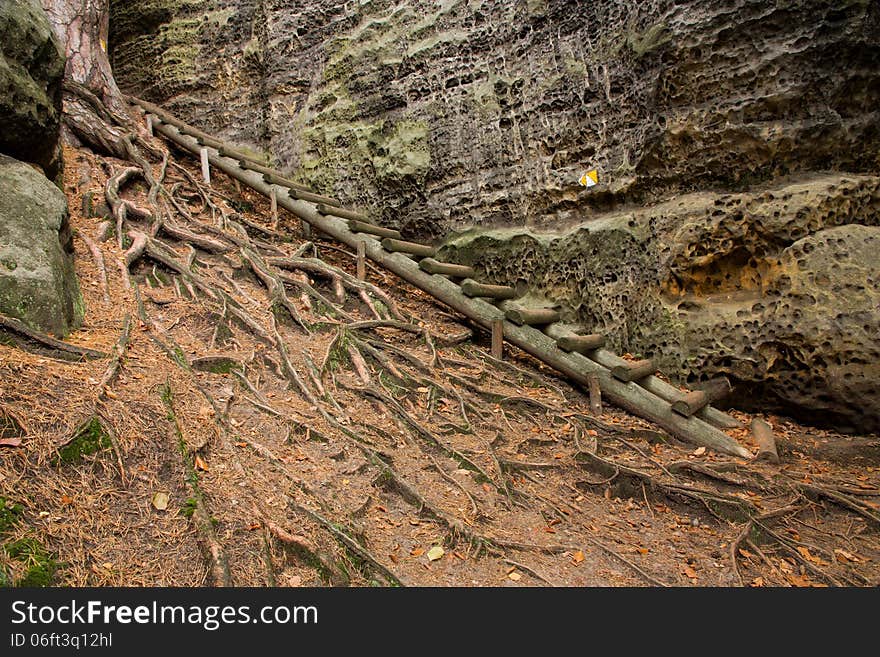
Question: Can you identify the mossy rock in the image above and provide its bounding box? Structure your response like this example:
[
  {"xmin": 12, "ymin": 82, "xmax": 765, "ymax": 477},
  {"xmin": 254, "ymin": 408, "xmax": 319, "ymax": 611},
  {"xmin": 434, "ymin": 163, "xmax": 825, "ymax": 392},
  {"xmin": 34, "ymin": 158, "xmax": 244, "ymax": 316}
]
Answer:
[
  {"xmin": 0, "ymin": 154, "xmax": 84, "ymax": 337},
  {"xmin": 0, "ymin": 0, "xmax": 64, "ymax": 182}
]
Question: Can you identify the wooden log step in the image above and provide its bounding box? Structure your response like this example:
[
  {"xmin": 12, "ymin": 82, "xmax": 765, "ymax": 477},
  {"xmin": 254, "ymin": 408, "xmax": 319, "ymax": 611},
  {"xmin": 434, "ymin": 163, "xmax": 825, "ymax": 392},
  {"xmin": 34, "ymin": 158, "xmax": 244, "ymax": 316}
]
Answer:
[
  {"xmin": 287, "ymin": 187, "xmax": 343, "ymax": 208},
  {"xmin": 671, "ymin": 378, "xmax": 732, "ymax": 417},
  {"xmin": 671, "ymin": 391, "xmax": 708, "ymax": 417},
  {"xmin": 191, "ymin": 132, "xmax": 224, "ymax": 150},
  {"xmin": 460, "ymin": 279, "xmax": 520, "ymax": 300},
  {"xmin": 217, "ymin": 145, "xmax": 270, "ymax": 168},
  {"xmin": 380, "ymin": 238, "xmax": 436, "ymax": 257},
  {"xmin": 419, "ymin": 258, "xmax": 475, "ymax": 279},
  {"xmin": 547, "ymin": 323, "xmax": 743, "ymax": 431},
  {"xmin": 611, "ymin": 359, "xmax": 656, "ymax": 382},
  {"xmin": 316, "ymin": 204, "xmax": 368, "ymax": 222},
  {"xmin": 556, "ymin": 333, "xmax": 606, "ymax": 353},
  {"xmin": 504, "ymin": 306, "xmax": 560, "ymax": 326},
  {"xmin": 348, "ymin": 219, "xmax": 401, "ymax": 240}
]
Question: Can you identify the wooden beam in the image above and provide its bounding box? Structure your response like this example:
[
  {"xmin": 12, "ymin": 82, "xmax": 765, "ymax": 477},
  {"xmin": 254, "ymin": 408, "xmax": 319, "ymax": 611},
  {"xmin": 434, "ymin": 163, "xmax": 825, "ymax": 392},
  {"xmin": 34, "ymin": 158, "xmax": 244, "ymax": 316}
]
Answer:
[
  {"xmin": 356, "ymin": 241, "xmax": 366, "ymax": 281},
  {"xmin": 380, "ymin": 237, "xmax": 435, "ymax": 258},
  {"xmin": 611, "ymin": 359, "xmax": 656, "ymax": 382},
  {"xmin": 504, "ymin": 306, "xmax": 560, "ymax": 326},
  {"xmin": 419, "ymin": 258, "xmax": 475, "ymax": 279},
  {"xmin": 587, "ymin": 373, "xmax": 602, "ymax": 415},
  {"xmin": 751, "ymin": 418, "xmax": 778, "ymax": 463},
  {"xmin": 460, "ymin": 279, "xmax": 518, "ymax": 300},
  {"xmin": 491, "ymin": 319, "xmax": 504, "ymax": 359},
  {"xmin": 199, "ymin": 147, "xmax": 210, "ymax": 184},
  {"xmin": 556, "ymin": 333, "xmax": 606, "ymax": 353},
  {"xmin": 348, "ymin": 219, "xmax": 402, "ymax": 240},
  {"xmin": 671, "ymin": 378, "xmax": 731, "ymax": 417},
  {"xmin": 318, "ymin": 204, "xmax": 369, "ymax": 222}
]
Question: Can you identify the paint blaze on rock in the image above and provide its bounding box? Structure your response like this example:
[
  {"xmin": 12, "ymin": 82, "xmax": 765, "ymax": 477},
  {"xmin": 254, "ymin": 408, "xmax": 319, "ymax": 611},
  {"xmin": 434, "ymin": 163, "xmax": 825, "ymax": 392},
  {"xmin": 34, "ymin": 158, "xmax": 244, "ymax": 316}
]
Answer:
[{"xmin": 0, "ymin": 155, "xmax": 84, "ymax": 337}]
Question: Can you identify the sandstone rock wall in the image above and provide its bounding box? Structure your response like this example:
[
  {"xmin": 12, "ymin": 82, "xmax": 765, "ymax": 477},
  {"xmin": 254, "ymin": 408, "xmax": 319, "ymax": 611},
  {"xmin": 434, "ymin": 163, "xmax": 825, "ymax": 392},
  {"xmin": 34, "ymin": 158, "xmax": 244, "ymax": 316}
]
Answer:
[{"xmin": 111, "ymin": 0, "xmax": 880, "ymax": 234}]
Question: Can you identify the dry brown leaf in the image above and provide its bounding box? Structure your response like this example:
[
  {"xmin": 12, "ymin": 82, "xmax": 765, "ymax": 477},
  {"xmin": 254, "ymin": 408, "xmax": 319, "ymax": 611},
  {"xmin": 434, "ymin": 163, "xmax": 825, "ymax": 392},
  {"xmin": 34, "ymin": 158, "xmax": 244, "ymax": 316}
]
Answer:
[
  {"xmin": 194, "ymin": 454, "xmax": 209, "ymax": 471},
  {"xmin": 692, "ymin": 446, "xmax": 706, "ymax": 456},
  {"xmin": 151, "ymin": 492, "xmax": 169, "ymax": 511},
  {"xmin": 787, "ymin": 573, "xmax": 813, "ymax": 587},
  {"xmin": 834, "ymin": 548, "xmax": 863, "ymax": 563},
  {"xmin": 682, "ymin": 565, "xmax": 698, "ymax": 579},
  {"xmin": 410, "ymin": 547, "xmax": 424, "ymax": 557},
  {"xmin": 508, "ymin": 571, "xmax": 522, "ymax": 581},
  {"xmin": 750, "ymin": 577, "xmax": 765, "ymax": 587},
  {"xmin": 572, "ymin": 551, "xmax": 585, "ymax": 564}
]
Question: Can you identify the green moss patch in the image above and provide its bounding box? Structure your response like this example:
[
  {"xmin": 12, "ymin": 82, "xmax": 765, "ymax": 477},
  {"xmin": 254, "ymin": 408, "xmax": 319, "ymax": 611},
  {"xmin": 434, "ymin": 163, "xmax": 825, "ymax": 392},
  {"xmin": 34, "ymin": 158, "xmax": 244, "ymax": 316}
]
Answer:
[
  {"xmin": 54, "ymin": 417, "xmax": 111, "ymax": 465},
  {"xmin": 4, "ymin": 537, "xmax": 58, "ymax": 587},
  {"xmin": 0, "ymin": 497, "xmax": 23, "ymax": 535}
]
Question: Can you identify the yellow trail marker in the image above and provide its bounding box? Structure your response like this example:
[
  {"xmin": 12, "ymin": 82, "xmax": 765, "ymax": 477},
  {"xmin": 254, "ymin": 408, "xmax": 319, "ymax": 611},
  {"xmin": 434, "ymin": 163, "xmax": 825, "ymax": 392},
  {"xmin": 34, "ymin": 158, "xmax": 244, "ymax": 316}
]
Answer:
[{"xmin": 579, "ymin": 169, "xmax": 599, "ymax": 188}]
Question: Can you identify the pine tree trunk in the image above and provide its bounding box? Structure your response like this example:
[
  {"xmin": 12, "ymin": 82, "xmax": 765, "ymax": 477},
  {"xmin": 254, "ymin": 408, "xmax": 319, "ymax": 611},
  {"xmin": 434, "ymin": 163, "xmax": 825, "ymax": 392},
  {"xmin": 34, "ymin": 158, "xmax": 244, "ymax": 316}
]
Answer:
[{"xmin": 41, "ymin": 0, "xmax": 135, "ymax": 157}]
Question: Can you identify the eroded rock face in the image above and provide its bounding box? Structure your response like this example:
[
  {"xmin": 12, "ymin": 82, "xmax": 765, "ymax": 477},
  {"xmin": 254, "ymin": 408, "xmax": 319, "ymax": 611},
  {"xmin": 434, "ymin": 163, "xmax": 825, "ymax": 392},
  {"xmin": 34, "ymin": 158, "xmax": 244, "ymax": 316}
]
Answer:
[
  {"xmin": 111, "ymin": 0, "xmax": 880, "ymax": 233},
  {"xmin": 439, "ymin": 174, "xmax": 880, "ymax": 432},
  {"xmin": 0, "ymin": 155, "xmax": 83, "ymax": 337},
  {"xmin": 0, "ymin": 0, "xmax": 64, "ymax": 182}
]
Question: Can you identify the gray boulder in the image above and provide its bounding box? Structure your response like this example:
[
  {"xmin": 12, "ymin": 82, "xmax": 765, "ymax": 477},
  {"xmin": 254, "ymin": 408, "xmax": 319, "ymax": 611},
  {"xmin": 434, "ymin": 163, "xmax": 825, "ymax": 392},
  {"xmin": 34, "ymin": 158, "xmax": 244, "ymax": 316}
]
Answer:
[
  {"xmin": 0, "ymin": 0, "xmax": 65, "ymax": 181},
  {"xmin": 0, "ymin": 154, "xmax": 83, "ymax": 337}
]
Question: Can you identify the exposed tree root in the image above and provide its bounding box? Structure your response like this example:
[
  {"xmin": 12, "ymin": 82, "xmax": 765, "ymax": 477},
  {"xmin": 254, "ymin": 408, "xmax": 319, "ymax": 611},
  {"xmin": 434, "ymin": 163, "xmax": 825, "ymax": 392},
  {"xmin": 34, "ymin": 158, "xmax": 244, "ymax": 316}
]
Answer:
[{"xmin": 0, "ymin": 313, "xmax": 108, "ymax": 361}]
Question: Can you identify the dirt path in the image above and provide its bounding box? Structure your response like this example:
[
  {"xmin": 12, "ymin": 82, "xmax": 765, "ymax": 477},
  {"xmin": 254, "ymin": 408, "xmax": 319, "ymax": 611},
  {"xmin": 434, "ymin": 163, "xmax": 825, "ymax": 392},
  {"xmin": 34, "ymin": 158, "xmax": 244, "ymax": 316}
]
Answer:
[{"xmin": 1, "ymin": 146, "xmax": 878, "ymax": 588}]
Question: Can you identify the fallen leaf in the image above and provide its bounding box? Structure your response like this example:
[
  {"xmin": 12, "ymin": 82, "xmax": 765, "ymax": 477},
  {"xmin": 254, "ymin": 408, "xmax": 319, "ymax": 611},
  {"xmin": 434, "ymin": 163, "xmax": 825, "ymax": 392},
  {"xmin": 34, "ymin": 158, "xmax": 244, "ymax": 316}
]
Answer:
[
  {"xmin": 572, "ymin": 550, "xmax": 585, "ymax": 564},
  {"xmin": 481, "ymin": 483, "xmax": 493, "ymax": 493},
  {"xmin": 787, "ymin": 573, "xmax": 812, "ymax": 587},
  {"xmin": 410, "ymin": 547, "xmax": 425, "ymax": 557},
  {"xmin": 60, "ymin": 495, "xmax": 74, "ymax": 506},
  {"xmin": 637, "ymin": 547, "xmax": 649, "ymax": 555},
  {"xmin": 796, "ymin": 546, "xmax": 825, "ymax": 565},
  {"xmin": 750, "ymin": 577, "xmax": 765, "ymax": 587},
  {"xmin": 151, "ymin": 492, "xmax": 169, "ymax": 511},
  {"xmin": 0, "ymin": 437, "xmax": 22, "ymax": 448},
  {"xmin": 682, "ymin": 565, "xmax": 698, "ymax": 580},
  {"xmin": 427, "ymin": 546, "xmax": 444, "ymax": 561},
  {"xmin": 508, "ymin": 571, "xmax": 522, "ymax": 581},
  {"xmin": 389, "ymin": 553, "xmax": 399, "ymax": 564},
  {"xmin": 246, "ymin": 522, "xmax": 261, "ymax": 531},
  {"xmin": 834, "ymin": 548, "xmax": 863, "ymax": 563},
  {"xmin": 194, "ymin": 455, "xmax": 209, "ymax": 471},
  {"xmin": 692, "ymin": 447, "xmax": 706, "ymax": 456}
]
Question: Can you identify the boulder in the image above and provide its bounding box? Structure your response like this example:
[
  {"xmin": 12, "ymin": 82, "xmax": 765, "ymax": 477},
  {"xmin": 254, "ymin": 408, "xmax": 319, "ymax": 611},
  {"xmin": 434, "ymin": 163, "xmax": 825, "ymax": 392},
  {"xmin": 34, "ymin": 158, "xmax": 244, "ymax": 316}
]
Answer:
[
  {"xmin": 0, "ymin": 154, "xmax": 83, "ymax": 337},
  {"xmin": 0, "ymin": 0, "xmax": 65, "ymax": 182}
]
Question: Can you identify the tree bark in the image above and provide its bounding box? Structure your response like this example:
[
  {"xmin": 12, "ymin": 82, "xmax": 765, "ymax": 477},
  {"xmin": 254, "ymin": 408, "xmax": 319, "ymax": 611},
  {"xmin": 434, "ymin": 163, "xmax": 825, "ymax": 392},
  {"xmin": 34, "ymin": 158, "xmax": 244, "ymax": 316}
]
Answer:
[{"xmin": 41, "ymin": 0, "xmax": 135, "ymax": 156}]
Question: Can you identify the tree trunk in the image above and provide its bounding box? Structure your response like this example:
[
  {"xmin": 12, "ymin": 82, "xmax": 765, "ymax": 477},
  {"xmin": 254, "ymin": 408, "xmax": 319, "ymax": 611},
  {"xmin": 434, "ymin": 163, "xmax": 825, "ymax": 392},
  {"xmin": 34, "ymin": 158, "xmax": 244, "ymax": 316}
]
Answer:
[{"xmin": 41, "ymin": 0, "xmax": 135, "ymax": 157}]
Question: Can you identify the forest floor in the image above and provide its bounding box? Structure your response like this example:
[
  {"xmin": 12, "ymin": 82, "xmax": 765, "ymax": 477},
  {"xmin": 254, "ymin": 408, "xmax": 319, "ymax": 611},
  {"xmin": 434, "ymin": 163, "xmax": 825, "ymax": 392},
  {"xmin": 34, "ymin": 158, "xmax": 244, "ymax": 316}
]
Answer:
[{"xmin": 1, "ymin": 144, "xmax": 879, "ymax": 588}]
